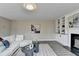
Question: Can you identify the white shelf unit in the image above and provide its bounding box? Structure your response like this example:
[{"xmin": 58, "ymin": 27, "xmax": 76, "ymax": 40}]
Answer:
[
  {"xmin": 56, "ymin": 17, "xmax": 65, "ymax": 34},
  {"xmin": 56, "ymin": 16, "xmax": 69, "ymax": 46},
  {"xmin": 56, "ymin": 9, "xmax": 79, "ymax": 47}
]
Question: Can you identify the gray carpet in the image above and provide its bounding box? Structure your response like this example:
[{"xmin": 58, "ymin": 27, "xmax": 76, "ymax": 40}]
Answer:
[
  {"xmin": 48, "ymin": 41, "xmax": 76, "ymax": 56},
  {"xmin": 39, "ymin": 41, "xmax": 76, "ymax": 56}
]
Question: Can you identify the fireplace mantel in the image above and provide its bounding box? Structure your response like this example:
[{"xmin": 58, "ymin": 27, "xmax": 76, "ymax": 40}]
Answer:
[
  {"xmin": 66, "ymin": 28, "xmax": 79, "ymax": 48},
  {"xmin": 69, "ymin": 28, "xmax": 79, "ymax": 34}
]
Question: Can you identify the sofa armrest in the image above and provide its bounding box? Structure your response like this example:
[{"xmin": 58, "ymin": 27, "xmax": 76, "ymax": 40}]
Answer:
[{"xmin": 0, "ymin": 42, "xmax": 19, "ymax": 56}]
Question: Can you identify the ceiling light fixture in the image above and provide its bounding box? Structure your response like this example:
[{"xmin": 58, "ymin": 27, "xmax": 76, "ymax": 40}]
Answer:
[{"xmin": 23, "ymin": 3, "xmax": 37, "ymax": 11}]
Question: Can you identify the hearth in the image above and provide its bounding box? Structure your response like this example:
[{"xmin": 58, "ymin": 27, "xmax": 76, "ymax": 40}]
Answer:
[{"xmin": 71, "ymin": 34, "xmax": 79, "ymax": 55}]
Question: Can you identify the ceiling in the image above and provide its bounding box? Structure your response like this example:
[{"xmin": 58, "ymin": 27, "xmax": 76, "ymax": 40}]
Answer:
[{"xmin": 0, "ymin": 3, "xmax": 79, "ymax": 20}]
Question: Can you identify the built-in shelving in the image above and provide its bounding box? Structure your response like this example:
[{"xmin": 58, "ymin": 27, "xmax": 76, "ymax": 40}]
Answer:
[
  {"xmin": 56, "ymin": 17, "xmax": 65, "ymax": 34},
  {"xmin": 56, "ymin": 10, "xmax": 79, "ymax": 47}
]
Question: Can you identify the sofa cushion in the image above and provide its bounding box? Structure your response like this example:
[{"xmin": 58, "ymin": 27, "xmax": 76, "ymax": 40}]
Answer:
[
  {"xmin": 2, "ymin": 40, "xmax": 10, "ymax": 48},
  {"xmin": 0, "ymin": 45, "xmax": 6, "ymax": 53},
  {"xmin": 3, "ymin": 35, "xmax": 15, "ymax": 44},
  {"xmin": 0, "ymin": 42, "xmax": 3, "ymax": 46},
  {"xmin": 20, "ymin": 40, "xmax": 32, "ymax": 48},
  {"xmin": 0, "ymin": 41, "xmax": 19, "ymax": 56},
  {"xmin": 15, "ymin": 35, "xmax": 24, "ymax": 42}
]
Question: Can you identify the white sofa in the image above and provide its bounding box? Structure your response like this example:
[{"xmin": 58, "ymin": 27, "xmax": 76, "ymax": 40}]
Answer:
[
  {"xmin": 0, "ymin": 35, "xmax": 33, "ymax": 56},
  {"xmin": 0, "ymin": 41, "xmax": 19, "ymax": 56}
]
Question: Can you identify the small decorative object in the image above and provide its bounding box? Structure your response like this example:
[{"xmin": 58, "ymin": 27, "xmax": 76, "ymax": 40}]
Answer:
[
  {"xmin": 73, "ymin": 17, "xmax": 78, "ymax": 24},
  {"xmin": 33, "ymin": 41, "xmax": 39, "ymax": 53},
  {"xmin": 74, "ymin": 17, "xmax": 78, "ymax": 21},
  {"xmin": 58, "ymin": 19, "xmax": 60, "ymax": 24},
  {"xmin": 62, "ymin": 25, "xmax": 65, "ymax": 28},
  {"xmin": 58, "ymin": 30, "xmax": 60, "ymax": 34},
  {"xmin": 31, "ymin": 24, "xmax": 40, "ymax": 33},
  {"xmin": 58, "ymin": 21, "xmax": 60, "ymax": 24},
  {"xmin": 62, "ymin": 29, "xmax": 65, "ymax": 32},
  {"xmin": 69, "ymin": 22, "xmax": 73, "ymax": 28},
  {"xmin": 62, "ymin": 16, "xmax": 65, "ymax": 19}
]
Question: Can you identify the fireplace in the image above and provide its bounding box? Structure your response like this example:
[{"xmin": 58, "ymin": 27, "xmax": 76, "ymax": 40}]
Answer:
[{"xmin": 71, "ymin": 34, "xmax": 79, "ymax": 55}]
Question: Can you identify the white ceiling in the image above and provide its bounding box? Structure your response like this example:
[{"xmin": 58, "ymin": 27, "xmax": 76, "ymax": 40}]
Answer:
[{"xmin": 0, "ymin": 3, "xmax": 79, "ymax": 20}]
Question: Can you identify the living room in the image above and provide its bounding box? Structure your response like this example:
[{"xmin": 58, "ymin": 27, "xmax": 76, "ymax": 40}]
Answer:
[{"xmin": 0, "ymin": 3, "xmax": 79, "ymax": 56}]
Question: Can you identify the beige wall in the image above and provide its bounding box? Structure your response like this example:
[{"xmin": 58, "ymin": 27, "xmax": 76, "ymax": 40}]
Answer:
[
  {"xmin": 0, "ymin": 17, "xmax": 11, "ymax": 37},
  {"xmin": 11, "ymin": 20, "xmax": 56, "ymax": 40},
  {"xmin": 0, "ymin": 17, "xmax": 56, "ymax": 40}
]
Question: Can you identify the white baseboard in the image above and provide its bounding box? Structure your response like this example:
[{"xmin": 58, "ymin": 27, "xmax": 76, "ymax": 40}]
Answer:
[{"xmin": 33, "ymin": 39, "xmax": 56, "ymax": 41}]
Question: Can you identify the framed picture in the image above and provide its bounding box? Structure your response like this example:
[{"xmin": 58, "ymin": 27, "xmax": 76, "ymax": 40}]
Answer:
[{"xmin": 31, "ymin": 24, "xmax": 40, "ymax": 33}]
